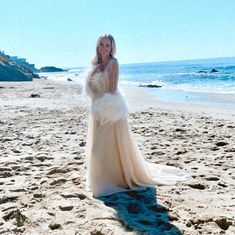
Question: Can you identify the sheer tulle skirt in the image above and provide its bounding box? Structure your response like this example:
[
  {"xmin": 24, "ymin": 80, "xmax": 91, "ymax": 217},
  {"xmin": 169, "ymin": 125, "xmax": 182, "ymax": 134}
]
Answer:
[{"xmin": 86, "ymin": 117, "xmax": 187, "ymax": 197}]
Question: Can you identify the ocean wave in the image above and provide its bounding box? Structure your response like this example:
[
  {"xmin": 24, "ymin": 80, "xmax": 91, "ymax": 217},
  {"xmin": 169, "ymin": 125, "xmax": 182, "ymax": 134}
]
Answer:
[
  {"xmin": 215, "ymin": 65, "xmax": 235, "ymax": 70},
  {"xmin": 120, "ymin": 79, "xmax": 235, "ymax": 94}
]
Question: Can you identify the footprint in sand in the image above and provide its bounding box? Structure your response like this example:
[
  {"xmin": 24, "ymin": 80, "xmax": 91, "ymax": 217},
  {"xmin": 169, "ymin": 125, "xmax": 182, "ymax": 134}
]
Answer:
[
  {"xmin": 187, "ymin": 182, "xmax": 207, "ymax": 190},
  {"xmin": 215, "ymin": 141, "xmax": 228, "ymax": 147},
  {"xmin": 49, "ymin": 223, "xmax": 62, "ymax": 230}
]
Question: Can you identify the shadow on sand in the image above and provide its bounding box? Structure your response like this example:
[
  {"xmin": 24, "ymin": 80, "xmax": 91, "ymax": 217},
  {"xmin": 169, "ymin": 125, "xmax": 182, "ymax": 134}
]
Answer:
[{"xmin": 98, "ymin": 187, "xmax": 182, "ymax": 235}]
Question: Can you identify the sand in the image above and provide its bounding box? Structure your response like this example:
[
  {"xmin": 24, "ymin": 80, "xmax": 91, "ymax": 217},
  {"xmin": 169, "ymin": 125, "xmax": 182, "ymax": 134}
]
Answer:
[{"xmin": 0, "ymin": 79, "xmax": 235, "ymax": 235}]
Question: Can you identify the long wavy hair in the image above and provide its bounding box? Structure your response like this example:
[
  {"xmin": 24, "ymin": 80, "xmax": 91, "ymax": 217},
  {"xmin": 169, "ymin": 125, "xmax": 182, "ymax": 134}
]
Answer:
[{"xmin": 92, "ymin": 34, "xmax": 116, "ymax": 65}]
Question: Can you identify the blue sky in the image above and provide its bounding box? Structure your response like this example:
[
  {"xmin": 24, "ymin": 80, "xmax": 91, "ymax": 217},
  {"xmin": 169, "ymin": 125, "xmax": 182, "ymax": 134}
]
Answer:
[{"xmin": 1, "ymin": 0, "xmax": 235, "ymax": 68}]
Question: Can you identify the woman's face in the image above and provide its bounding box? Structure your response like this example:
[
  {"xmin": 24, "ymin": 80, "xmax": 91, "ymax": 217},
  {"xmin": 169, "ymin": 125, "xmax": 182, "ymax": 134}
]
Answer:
[{"xmin": 98, "ymin": 37, "xmax": 112, "ymax": 58}]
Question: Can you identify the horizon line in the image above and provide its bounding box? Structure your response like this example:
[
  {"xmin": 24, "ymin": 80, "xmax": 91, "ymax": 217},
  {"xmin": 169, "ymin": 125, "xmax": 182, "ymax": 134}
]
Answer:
[{"xmin": 64, "ymin": 56, "xmax": 235, "ymax": 69}]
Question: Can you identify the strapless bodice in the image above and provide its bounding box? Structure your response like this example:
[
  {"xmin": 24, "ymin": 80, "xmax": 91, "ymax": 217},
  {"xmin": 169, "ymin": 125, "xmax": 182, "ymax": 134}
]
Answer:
[{"xmin": 88, "ymin": 71, "xmax": 109, "ymax": 99}]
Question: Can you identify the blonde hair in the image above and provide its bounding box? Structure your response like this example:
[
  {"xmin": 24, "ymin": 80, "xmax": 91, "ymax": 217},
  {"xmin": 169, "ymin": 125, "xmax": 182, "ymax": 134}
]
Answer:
[{"xmin": 92, "ymin": 34, "xmax": 116, "ymax": 65}]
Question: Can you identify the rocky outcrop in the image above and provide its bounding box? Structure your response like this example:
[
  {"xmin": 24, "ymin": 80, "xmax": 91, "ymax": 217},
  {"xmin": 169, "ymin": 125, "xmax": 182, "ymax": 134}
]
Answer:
[
  {"xmin": 196, "ymin": 68, "xmax": 219, "ymax": 74},
  {"xmin": 0, "ymin": 52, "xmax": 39, "ymax": 81},
  {"xmin": 39, "ymin": 66, "xmax": 65, "ymax": 72},
  {"xmin": 210, "ymin": 68, "xmax": 219, "ymax": 73},
  {"xmin": 196, "ymin": 70, "xmax": 207, "ymax": 74},
  {"xmin": 139, "ymin": 84, "xmax": 162, "ymax": 88}
]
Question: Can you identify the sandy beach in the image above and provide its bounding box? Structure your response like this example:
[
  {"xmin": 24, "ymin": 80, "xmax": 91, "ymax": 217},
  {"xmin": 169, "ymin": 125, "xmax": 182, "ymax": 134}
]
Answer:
[{"xmin": 0, "ymin": 79, "xmax": 235, "ymax": 235}]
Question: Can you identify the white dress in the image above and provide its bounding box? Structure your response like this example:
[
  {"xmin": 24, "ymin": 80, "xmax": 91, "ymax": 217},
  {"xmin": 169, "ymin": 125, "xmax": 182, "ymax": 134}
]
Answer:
[{"xmin": 85, "ymin": 59, "xmax": 187, "ymax": 197}]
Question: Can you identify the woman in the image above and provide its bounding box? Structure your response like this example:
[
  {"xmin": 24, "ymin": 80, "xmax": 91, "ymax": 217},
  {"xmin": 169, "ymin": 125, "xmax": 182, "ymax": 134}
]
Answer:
[{"xmin": 85, "ymin": 34, "xmax": 187, "ymax": 197}]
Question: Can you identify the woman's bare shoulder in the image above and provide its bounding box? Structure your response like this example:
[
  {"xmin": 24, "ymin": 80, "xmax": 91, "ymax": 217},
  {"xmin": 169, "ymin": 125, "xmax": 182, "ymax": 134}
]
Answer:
[
  {"xmin": 109, "ymin": 58, "xmax": 119, "ymax": 69},
  {"xmin": 111, "ymin": 57, "xmax": 118, "ymax": 63}
]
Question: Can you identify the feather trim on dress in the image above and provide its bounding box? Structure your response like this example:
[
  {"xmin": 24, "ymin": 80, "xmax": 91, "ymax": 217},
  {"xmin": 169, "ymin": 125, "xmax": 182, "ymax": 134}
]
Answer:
[{"xmin": 91, "ymin": 92, "xmax": 128, "ymax": 125}]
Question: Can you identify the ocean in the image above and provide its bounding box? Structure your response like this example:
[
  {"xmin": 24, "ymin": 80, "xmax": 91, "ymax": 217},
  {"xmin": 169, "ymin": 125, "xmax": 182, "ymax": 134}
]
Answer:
[{"xmin": 40, "ymin": 57, "xmax": 235, "ymax": 108}]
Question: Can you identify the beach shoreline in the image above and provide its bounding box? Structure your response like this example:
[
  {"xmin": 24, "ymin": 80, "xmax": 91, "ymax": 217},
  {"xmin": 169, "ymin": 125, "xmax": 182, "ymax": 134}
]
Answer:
[
  {"xmin": 120, "ymin": 85, "xmax": 235, "ymax": 121},
  {"xmin": 0, "ymin": 79, "xmax": 235, "ymax": 234}
]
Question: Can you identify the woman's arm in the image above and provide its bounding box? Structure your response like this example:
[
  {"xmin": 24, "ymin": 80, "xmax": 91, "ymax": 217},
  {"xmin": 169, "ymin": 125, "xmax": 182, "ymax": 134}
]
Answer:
[{"xmin": 108, "ymin": 59, "xmax": 119, "ymax": 92}]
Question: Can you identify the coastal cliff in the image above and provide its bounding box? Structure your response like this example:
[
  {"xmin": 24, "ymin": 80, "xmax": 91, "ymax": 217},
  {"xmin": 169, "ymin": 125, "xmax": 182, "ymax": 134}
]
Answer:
[{"xmin": 0, "ymin": 51, "xmax": 39, "ymax": 81}]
